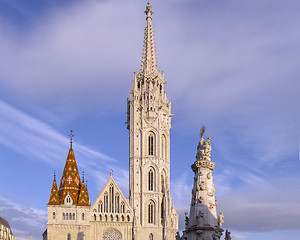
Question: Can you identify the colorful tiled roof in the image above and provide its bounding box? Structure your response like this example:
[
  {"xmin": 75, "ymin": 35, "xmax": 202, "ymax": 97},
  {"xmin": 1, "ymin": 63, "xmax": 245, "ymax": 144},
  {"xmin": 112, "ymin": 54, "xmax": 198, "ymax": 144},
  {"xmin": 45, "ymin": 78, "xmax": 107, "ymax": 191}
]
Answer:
[
  {"xmin": 78, "ymin": 179, "xmax": 90, "ymax": 206},
  {"xmin": 58, "ymin": 148, "xmax": 82, "ymax": 205},
  {"xmin": 47, "ymin": 174, "xmax": 59, "ymax": 205}
]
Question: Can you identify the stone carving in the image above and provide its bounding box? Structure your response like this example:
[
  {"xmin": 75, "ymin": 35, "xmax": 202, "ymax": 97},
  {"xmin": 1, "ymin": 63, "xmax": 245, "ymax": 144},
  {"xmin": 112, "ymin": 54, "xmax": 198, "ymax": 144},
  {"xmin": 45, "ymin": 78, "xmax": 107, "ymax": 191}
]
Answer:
[
  {"xmin": 196, "ymin": 211, "xmax": 204, "ymax": 227},
  {"xmin": 218, "ymin": 212, "xmax": 224, "ymax": 228},
  {"xmin": 185, "ymin": 212, "xmax": 189, "ymax": 228},
  {"xmin": 208, "ymin": 202, "xmax": 215, "ymax": 209},
  {"xmin": 197, "ymin": 196, "xmax": 203, "ymax": 204},
  {"xmin": 200, "ymin": 181, "xmax": 207, "ymax": 191},
  {"xmin": 225, "ymin": 230, "xmax": 231, "ymax": 240},
  {"xmin": 207, "ymin": 172, "xmax": 212, "ymax": 179},
  {"xmin": 176, "ymin": 232, "xmax": 181, "ymax": 240},
  {"xmin": 212, "ymin": 231, "xmax": 221, "ymax": 240},
  {"xmin": 196, "ymin": 126, "xmax": 212, "ymax": 161}
]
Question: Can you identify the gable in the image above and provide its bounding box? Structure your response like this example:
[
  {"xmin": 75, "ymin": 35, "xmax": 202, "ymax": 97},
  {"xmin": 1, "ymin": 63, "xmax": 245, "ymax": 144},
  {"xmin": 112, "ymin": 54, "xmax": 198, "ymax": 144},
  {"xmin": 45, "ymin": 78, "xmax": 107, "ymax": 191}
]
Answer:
[{"xmin": 91, "ymin": 176, "xmax": 133, "ymax": 218}]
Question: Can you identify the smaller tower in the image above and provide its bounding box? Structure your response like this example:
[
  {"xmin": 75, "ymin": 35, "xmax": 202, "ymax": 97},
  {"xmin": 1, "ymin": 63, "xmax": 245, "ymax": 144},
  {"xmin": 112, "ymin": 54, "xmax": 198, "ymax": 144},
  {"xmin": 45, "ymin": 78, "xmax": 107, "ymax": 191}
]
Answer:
[
  {"xmin": 46, "ymin": 132, "xmax": 90, "ymax": 240},
  {"xmin": 182, "ymin": 126, "xmax": 223, "ymax": 240}
]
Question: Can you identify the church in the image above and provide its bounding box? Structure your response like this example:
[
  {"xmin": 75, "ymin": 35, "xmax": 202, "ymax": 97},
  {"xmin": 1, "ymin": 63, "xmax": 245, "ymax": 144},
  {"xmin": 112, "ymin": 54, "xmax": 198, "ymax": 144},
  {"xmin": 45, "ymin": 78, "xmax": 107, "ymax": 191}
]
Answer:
[{"xmin": 45, "ymin": 3, "xmax": 227, "ymax": 240}]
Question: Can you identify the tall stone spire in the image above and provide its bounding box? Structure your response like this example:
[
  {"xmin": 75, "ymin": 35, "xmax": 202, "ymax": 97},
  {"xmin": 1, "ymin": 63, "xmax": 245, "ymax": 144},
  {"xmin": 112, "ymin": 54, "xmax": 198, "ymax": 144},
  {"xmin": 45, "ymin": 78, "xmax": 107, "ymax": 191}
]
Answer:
[
  {"xmin": 140, "ymin": 2, "xmax": 158, "ymax": 76},
  {"xmin": 182, "ymin": 126, "xmax": 224, "ymax": 240}
]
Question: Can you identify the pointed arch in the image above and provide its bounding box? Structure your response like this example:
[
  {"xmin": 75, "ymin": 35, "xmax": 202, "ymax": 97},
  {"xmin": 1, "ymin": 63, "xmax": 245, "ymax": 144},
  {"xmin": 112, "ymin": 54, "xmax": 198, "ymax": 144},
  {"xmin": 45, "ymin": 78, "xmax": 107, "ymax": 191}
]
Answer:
[
  {"xmin": 148, "ymin": 167, "xmax": 155, "ymax": 191},
  {"xmin": 161, "ymin": 134, "xmax": 166, "ymax": 159},
  {"xmin": 121, "ymin": 201, "xmax": 125, "ymax": 213},
  {"xmin": 147, "ymin": 131, "xmax": 155, "ymax": 156},
  {"xmin": 115, "ymin": 192, "xmax": 120, "ymax": 213},
  {"xmin": 109, "ymin": 184, "xmax": 114, "ymax": 213},
  {"xmin": 148, "ymin": 200, "xmax": 155, "ymax": 224},
  {"xmin": 104, "ymin": 192, "xmax": 108, "ymax": 213},
  {"xmin": 149, "ymin": 233, "xmax": 153, "ymax": 240},
  {"xmin": 98, "ymin": 200, "xmax": 103, "ymax": 212}
]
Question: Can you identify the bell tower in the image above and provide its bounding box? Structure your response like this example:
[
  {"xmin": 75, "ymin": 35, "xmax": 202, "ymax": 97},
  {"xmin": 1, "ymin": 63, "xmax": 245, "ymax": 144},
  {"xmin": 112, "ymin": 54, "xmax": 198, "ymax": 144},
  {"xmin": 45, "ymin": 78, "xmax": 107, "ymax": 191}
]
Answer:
[{"xmin": 127, "ymin": 2, "xmax": 178, "ymax": 239}]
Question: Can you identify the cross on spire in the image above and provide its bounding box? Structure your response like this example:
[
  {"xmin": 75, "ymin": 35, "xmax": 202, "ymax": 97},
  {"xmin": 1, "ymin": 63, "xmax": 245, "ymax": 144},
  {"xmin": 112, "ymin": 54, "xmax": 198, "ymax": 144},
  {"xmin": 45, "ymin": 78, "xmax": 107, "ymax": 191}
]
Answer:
[{"xmin": 69, "ymin": 130, "xmax": 74, "ymax": 149}]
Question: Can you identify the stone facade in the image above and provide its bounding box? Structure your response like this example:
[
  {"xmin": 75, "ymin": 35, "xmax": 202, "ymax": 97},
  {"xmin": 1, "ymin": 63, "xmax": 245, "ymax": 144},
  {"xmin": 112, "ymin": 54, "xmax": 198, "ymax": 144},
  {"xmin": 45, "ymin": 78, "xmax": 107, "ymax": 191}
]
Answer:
[
  {"xmin": 0, "ymin": 216, "xmax": 15, "ymax": 240},
  {"xmin": 46, "ymin": 3, "xmax": 178, "ymax": 240},
  {"xmin": 181, "ymin": 126, "xmax": 223, "ymax": 240}
]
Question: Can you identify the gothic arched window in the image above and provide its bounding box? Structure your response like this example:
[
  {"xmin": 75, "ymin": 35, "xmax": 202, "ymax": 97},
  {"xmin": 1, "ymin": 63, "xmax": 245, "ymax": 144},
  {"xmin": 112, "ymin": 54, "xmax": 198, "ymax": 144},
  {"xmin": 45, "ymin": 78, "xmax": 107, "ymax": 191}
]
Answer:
[
  {"xmin": 148, "ymin": 201, "xmax": 155, "ymax": 224},
  {"xmin": 115, "ymin": 193, "xmax": 120, "ymax": 213},
  {"xmin": 148, "ymin": 168, "xmax": 154, "ymax": 191},
  {"xmin": 67, "ymin": 233, "xmax": 71, "ymax": 240},
  {"xmin": 82, "ymin": 213, "xmax": 85, "ymax": 220},
  {"xmin": 98, "ymin": 201, "xmax": 103, "ymax": 212},
  {"xmin": 161, "ymin": 135, "xmax": 166, "ymax": 159},
  {"xmin": 52, "ymin": 212, "xmax": 55, "ymax": 219},
  {"xmin": 72, "ymin": 213, "xmax": 75, "ymax": 220},
  {"xmin": 109, "ymin": 184, "xmax": 114, "ymax": 213},
  {"xmin": 149, "ymin": 233, "xmax": 153, "ymax": 240},
  {"xmin": 148, "ymin": 132, "xmax": 155, "ymax": 155},
  {"xmin": 104, "ymin": 192, "xmax": 108, "ymax": 213},
  {"xmin": 121, "ymin": 201, "xmax": 125, "ymax": 213},
  {"xmin": 63, "ymin": 213, "xmax": 65, "ymax": 220}
]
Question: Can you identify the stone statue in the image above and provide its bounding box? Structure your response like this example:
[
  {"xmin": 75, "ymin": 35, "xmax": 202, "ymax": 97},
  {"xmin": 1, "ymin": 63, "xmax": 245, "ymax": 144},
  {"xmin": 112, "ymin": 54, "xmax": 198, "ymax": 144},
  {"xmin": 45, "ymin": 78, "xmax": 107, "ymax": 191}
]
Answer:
[
  {"xmin": 196, "ymin": 126, "xmax": 212, "ymax": 161},
  {"xmin": 200, "ymin": 181, "xmax": 207, "ymax": 191},
  {"xmin": 185, "ymin": 212, "xmax": 189, "ymax": 228},
  {"xmin": 225, "ymin": 230, "xmax": 231, "ymax": 240},
  {"xmin": 197, "ymin": 196, "xmax": 203, "ymax": 204},
  {"xmin": 218, "ymin": 212, "xmax": 224, "ymax": 228},
  {"xmin": 196, "ymin": 211, "xmax": 204, "ymax": 227},
  {"xmin": 212, "ymin": 231, "xmax": 221, "ymax": 240},
  {"xmin": 176, "ymin": 232, "xmax": 181, "ymax": 240}
]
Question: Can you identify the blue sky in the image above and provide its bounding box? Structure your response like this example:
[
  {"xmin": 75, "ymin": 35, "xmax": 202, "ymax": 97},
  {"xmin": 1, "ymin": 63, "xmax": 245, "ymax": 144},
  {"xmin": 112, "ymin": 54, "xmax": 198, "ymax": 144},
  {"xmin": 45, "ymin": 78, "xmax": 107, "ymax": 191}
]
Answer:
[{"xmin": 0, "ymin": 0, "xmax": 299, "ymax": 239}]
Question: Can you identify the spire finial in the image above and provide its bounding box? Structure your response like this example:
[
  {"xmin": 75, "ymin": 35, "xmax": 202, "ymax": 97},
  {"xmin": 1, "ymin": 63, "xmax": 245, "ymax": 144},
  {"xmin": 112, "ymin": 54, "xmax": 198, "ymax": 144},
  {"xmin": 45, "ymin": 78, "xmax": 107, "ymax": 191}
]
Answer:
[
  {"xmin": 145, "ymin": 2, "xmax": 153, "ymax": 19},
  {"xmin": 140, "ymin": 2, "xmax": 158, "ymax": 74},
  {"xmin": 69, "ymin": 130, "xmax": 74, "ymax": 149},
  {"xmin": 82, "ymin": 171, "xmax": 85, "ymax": 183},
  {"xmin": 54, "ymin": 170, "xmax": 56, "ymax": 181},
  {"xmin": 110, "ymin": 169, "xmax": 113, "ymax": 177}
]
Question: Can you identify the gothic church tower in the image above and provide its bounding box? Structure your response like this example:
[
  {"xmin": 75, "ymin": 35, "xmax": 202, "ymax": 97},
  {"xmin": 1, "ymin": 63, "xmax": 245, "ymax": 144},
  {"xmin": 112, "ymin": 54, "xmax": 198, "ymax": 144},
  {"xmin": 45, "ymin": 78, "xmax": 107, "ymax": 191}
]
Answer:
[{"xmin": 127, "ymin": 3, "xmax": 178, "ymax": 240}]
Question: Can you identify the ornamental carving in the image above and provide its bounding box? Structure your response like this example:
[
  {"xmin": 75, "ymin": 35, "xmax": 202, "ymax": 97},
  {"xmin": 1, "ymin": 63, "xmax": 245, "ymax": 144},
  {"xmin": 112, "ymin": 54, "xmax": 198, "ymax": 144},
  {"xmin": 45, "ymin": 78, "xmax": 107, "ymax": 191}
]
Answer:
[{"xmin": 196, "ymin": 126, "xmax": 212, "ymax": 161}]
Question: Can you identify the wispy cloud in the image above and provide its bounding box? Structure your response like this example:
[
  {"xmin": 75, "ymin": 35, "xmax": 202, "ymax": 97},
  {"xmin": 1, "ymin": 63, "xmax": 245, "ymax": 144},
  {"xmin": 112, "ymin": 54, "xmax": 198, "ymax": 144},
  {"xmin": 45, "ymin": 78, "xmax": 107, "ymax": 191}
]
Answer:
[
  {"xmin": 0, "ymin": 195, "xmax": 47, "ymax": 240},
  {"xmin": 0, "ymin": 98, "xmax": 131, "ymax": 196},
  {"xmin": 219, "ymin": 176, "xmax": 300, "ymax": 232}
]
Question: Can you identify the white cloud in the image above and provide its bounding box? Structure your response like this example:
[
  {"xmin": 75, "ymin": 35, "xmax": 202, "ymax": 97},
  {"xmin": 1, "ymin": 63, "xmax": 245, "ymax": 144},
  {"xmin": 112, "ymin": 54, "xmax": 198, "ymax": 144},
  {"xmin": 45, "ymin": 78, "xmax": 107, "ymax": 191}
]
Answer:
[
  {"xmin": 0, "ymin": 195, "xmax": 47, "ymax": 240},
  {"xmin": 219, "ymin": 176, "xmax": 300, "ymax": 232}
]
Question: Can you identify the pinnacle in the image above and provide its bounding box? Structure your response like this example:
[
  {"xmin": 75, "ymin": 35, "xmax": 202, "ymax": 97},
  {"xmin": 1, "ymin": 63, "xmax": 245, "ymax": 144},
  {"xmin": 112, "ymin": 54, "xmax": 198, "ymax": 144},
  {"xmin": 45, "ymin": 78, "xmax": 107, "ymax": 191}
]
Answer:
[{"xmin": 140, "ymin": 2, "xmax": 158, "ymax": 76}]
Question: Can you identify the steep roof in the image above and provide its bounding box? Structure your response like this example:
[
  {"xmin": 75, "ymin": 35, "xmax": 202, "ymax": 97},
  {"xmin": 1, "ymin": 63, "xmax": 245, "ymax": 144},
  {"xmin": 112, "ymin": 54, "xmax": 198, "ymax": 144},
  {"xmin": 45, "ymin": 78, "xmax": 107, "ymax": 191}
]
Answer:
[
  {"xmin": 78, "ymin": 178, "xmax": 90, "ymax": 206},
  {"xmin": 47, "ymin": 139, "xmax": 90, "ymax": 206},
  {"xmin": 47, "ymin": 174, "xmax": 59, "ymax": 205},
  {"xmin": 58, "ymin": 148, "xmax": 82, "ymax": 205}
]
